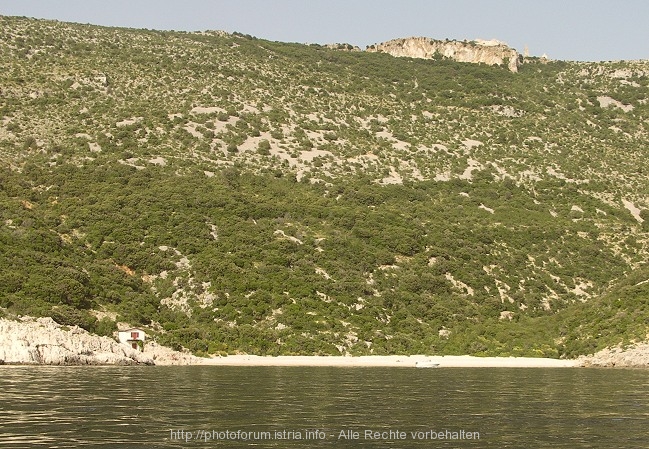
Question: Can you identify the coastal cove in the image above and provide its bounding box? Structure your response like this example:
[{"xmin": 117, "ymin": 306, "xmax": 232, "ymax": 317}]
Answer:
[
  {"xmin": 2, "ymin": 365, "xmax": 649, "ymax": 448},
  {"xmin": 2, "ymin": 16, "xmax": 649, "ymax": 365},
  {"xmin": 2, "ymin": 9, "xmax": 649, "ymax": 448},
  {"xmin": 1, "ymin": 316, "xmax": 646, "ymax": 368}
]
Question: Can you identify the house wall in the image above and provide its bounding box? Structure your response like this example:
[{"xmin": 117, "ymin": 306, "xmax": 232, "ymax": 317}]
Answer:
[{"xmin": 117, "ymin": 329, "xmax": 146, "ymax": 344}]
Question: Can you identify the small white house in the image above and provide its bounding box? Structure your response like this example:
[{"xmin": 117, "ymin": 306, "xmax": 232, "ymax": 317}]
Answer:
[{"xmin": 118, "ymin": 328, "xmax": 146, "ymax": 351}]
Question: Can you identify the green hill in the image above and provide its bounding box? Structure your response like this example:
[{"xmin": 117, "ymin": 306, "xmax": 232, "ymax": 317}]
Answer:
[{"xmin": 1, "ymin": 16, "xmax": 647, "ymax": 357}]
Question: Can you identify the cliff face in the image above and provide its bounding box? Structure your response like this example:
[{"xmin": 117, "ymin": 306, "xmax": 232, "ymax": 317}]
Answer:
[{"xmin": 366, "ymin": 37, "xmax": 521, "ymax": 72}]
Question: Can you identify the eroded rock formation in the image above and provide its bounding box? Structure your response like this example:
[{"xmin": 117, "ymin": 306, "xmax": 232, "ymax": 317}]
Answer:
[
  {"xmin": 366, "ymin": 37, "xmax": 522, "ymax": 72},
  {"xmin": 0, "ymin": 317, "xmax": 201, "ymax": 365}
]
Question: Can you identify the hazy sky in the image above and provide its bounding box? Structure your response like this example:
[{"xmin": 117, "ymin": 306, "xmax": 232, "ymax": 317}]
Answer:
[{"xmin": 1, "ymin": 0, "xmax": 646, "ymax": 61}]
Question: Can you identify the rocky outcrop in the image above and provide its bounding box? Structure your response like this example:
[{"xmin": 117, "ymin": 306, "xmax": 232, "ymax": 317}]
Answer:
[
  {"xmin": 324, "ymin": 43, "xmax": 361, "ymax": 52},
  {"xmin": 366, "ymin": 37, "xmax": 521, "ymax": 72},
  {"xmin": 142, "ymin": 340, "xmax": 204, "ymax": 365},
  {"xmin": 0, "ymin": 317, "xmax": 202, "ymax": 365},
  {"xmin": 578, "ymin": 343, "xmax": 649, "ymax": 367},
  {"xmin": 0, "ymin": 317, "xmax": 152, "ymax": 365}
]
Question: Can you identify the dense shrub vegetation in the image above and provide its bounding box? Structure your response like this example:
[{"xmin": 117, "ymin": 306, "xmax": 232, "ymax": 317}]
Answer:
[{"xmin": 0, "ymin": 16, "xmax": 647, "ymax": 357}]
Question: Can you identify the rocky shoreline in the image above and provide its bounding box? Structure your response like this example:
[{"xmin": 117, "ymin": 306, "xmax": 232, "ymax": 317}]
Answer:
[
  {"xmin": 2, "ymin": 316, "xmax": 648, "ymax": 367},
  {"xmin": 0, "ymin": 317, "xmax": 200, "ymax": 366},
  {"xmin": 577, "ymin": 343, "xmax": 649, "ymax": 368}
]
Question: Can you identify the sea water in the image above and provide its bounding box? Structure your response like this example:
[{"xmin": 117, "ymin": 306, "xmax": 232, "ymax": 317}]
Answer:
[{"xmin": 1, "ymin": 366, "xmax": 648, "ymax": 447}]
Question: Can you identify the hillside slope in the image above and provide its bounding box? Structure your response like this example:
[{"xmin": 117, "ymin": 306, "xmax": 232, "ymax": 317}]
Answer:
[{"xmin": 1, "ymin": 16, "xmax": 648, "ymax": 357}]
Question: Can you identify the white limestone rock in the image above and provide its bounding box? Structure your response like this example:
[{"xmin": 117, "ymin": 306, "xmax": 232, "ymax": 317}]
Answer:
[
  {"xmin": 366, "ymin": 37, "xmax": 522, "ymax": 72},
  {"xmin": 0, "ymin": 317, "xmax": 153, "ymax": 365}
]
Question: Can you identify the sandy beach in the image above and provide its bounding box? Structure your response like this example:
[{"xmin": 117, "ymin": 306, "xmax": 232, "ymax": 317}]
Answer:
[
  {"xmin": 199, "ymin": 355, "xmax": 578, "ymax": 368},
  {"xmin": 2, "ymin": 317, "xmax": 632, "ymax": 367}
]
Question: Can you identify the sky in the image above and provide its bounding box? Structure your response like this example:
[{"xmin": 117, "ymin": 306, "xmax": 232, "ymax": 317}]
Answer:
[{"xmin": 0, "ymin": 0, "xmax": 646, "ymax": 62}]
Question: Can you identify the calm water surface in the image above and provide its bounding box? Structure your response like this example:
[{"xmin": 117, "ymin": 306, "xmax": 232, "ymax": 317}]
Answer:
[{"xmin": 1, "ymin": 366, "xmax": 648, "ymax": 448}]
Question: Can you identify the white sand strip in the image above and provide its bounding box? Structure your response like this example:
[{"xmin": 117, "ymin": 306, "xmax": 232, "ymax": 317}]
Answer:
[{"xmin": 198, "ymin": 355, "xmax": 577, "ymax": 368}]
